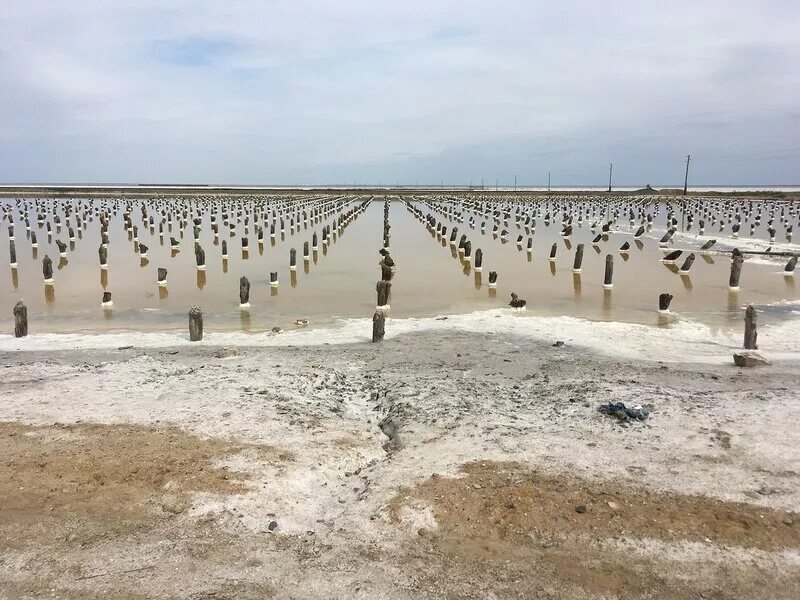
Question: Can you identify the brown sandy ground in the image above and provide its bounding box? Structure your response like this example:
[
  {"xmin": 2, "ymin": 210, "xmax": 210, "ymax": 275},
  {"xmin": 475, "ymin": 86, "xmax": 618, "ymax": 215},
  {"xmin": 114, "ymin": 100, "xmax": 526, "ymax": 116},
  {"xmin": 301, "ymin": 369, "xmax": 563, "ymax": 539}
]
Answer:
[{"xmin": 0, "ymin": 330, "xmax": 799, "ymax": 599}]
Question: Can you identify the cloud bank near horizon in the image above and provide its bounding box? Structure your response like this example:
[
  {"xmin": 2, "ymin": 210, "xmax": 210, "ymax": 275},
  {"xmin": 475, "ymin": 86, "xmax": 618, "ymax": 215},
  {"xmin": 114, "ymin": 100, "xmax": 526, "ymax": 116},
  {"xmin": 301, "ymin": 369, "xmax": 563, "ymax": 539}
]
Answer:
[{"xmin": 1, "ymin": 1, "xmax": 799, "ymax": 186}]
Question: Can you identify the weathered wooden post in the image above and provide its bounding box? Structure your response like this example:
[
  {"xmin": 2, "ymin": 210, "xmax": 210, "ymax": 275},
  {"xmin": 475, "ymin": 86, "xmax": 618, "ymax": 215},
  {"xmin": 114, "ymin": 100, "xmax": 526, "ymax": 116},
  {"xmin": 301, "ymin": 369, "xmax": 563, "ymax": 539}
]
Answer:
[
  {"xmin": 474, "ymin": 248, "xmax": 483, "ymax": 272},
  {"xmin": 372, "ymin": 311, "xmax": 385, "ymax": 342},
  {"xmin": 488, "ymin": 271, "xmax": 498, "ymax": 288},
  {"xmin": 572, "ymin": 243, "xmax": 584, "ymax": 273},
  {"xmin": 221, "ymin": 239, "xmax": 228, "ymax": 259},
  {"xmin": 270, "ymin": 271, "xmax": 279, "ymax": 288},
  {"xmin": 658, "ymin": 293, "xmax": 673, "ymax": 313},
  {"xmin": 376, "ymin": 280, "xmax": 391, "ymax": 310},
  {"xmin": 139, "ymin": 243, "xmax": 148, "ymax": 259},
  {"xmin": 157, "ymin": 267, "xmax": 168, "ymax": 286},
  {"xmin": 31, "ymin": 231, "xmax": 38, "ymax": 248},
  {"xmin": 13, "ymin": 301, "xmax": 28, "ymax": 337},
  {"xmin": 9, "ymin": 241, "xmax": 17, "ymax": 268},
  {"xmin": 56, "ymin": 239, "xmax": 68, "ymax": 257},
  {"xmin": 239, "ymin": 276, "xmax": 251, "ymax": 309},
  {"xmin": 679, "ymin": 253, "xmax": 695, "ymax": 273},
  {"xmin": 290, "ymin": 248, "xmax": 297, "ymax": 271},
  {"xmin": 785, "ymin": 256, "xmax": 797, "ymax": 275},
  {"xmin": 195, "ymin": 243, "xmax": 206, "ymax": 270},
  {"xmin": 603, "ymin": 254, "xmax": 614, "ymax": 288},
  {"xmin": 98, "ymin": 245, "xmax": 108, "ymax": 269},
  {"xmin": 744, "ymin": 304, "xmax": 758, "ymax": 350},
  {"xmin": 43, "ymin": 255, "xmax": 54, "ymax": 284},
  {"xmin": 189, "ymin": 307, "xmax": 203, "ymax": 341},
  {"xmin": 101, "ymin": 291, "xmax": 113, "ymax": 308},
  {"xmin": 549, "ymin": 242, "xmax": 557, "ymax": 262},
  {"xmin": 729, "ymin": 253, "xmax": 743, "ymax": 291}
]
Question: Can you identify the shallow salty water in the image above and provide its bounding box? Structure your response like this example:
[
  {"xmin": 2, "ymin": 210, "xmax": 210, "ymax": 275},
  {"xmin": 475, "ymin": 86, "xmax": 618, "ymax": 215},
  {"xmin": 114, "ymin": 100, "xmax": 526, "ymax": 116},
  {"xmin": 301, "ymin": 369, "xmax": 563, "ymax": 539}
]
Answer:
[{"xmin": 1, "ymin": 195, "xmax": 798, "ymax": 337}]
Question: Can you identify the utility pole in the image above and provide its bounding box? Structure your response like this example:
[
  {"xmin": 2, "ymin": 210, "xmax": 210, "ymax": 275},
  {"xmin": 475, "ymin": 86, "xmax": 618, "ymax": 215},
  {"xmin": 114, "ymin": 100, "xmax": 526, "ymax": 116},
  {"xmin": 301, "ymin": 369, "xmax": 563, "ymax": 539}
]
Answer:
[
  {"xmin": 608, "ymin": 163, "xmax": 613, "ymax": 192},
  {"xmin": 683, "ymin": 154, "xmax": 691, "ymax": 196},
  {"xmin": 547, "ymin": 171, "xmax": 551, "ymax": 192},
  {"xmin": 481, "ymin": 177, "xmax": 484, "ymax": 190}
]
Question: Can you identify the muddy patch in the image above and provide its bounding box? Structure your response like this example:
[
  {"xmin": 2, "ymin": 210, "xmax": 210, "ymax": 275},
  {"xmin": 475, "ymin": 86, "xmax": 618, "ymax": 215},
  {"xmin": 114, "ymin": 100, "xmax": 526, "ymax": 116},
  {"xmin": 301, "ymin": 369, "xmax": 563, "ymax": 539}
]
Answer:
[
  {"xmin": 0, "ymin": 421, "xmax": 279, "ymax": 549},
  {"xmin": 389, "ymin": 461, "xmax": 800, "ymax": 599}
]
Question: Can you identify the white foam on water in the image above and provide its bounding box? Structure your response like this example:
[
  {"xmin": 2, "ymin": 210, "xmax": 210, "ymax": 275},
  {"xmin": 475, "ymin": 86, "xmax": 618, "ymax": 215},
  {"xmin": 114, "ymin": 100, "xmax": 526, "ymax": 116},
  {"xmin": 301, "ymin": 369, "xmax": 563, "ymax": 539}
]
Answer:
[{"xmin": 2, "ymin": 309, "xmax": 799, "ymax": 363}]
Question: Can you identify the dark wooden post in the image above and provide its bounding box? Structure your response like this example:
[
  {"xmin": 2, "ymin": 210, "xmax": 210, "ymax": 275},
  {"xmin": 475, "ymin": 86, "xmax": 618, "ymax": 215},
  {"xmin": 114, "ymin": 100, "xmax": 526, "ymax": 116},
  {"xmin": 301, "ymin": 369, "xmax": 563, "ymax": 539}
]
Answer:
[
  {"xmin": 189, "ymin": 307, "xmax": 203, "ymax": 341},
  {"xmin": 372, "ymin": 311, "xmax": 386, "ymax": 342},
  {"xmin": 679, "ymin": 253, "xmax": 695, "ymax": 273},
  {"xmin": 101, "ymin": 291, "xmax": 113, "ymax": 307},
  {"xmin": 658, "ymin": 293, "xmax": 673, "ymax": 312},
  {"xmin": 290, "ymin": 248, "xmax": 297, "ymax": 271},
  {"xmin": 157, "ymin": 267, "xmax": 168, "ymax": 286},
  {"xmin": 572, "ymin": 243, "xmax": 584, "ymax": 273},
  {"xmin": 488, "ymin": 271, "xmax": 498, "ymax": 288},
  {"xmin": 785, "ymin": 256, "xmax": 797, "ymax": 274},
  {"xmin": 603, "ymin": 254, "xmax": 614, "ymax": 288},
  {"xmin": 195, "ymin": 243, "xmax": 206, "ymax": 270},
  {"xmin": 549, "ymin": 242, "xmax": 557, "ymax": 261},
  {"xmin": 239, "ymin": 276, "xmax": 251, "ymax": 308},
  {"xmin": 729, "ymin": 254, "xmax": 743, "ymax": 290},
  {"xmin": 13, "ymin": 301, "xmax": 28, "ymax": 337},
  {"xmin": 376, "ymin": 280, "xmax": 392, "ymax": 309},
  {"xmin": 744, "ymin": 304, "xmax": 758, "ymax": 350},
  {"xmin": 474, "ymin": 248, "xmax": 483, "ymax": 271},
  {"xmin": 43, "ymin": 255, "xmax": 54, "ymax": 283},
  {"xmin": 9, "ymin": 241, "xmax": 17, "ymax": 267}
]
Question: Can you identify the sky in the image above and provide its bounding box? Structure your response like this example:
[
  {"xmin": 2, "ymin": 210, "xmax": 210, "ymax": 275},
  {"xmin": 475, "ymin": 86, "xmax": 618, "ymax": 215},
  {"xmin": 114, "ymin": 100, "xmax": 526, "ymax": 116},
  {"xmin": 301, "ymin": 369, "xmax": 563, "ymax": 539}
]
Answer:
[{"xmin": 1, "ymin": 0, "xmax": 799, "ymax": 186}]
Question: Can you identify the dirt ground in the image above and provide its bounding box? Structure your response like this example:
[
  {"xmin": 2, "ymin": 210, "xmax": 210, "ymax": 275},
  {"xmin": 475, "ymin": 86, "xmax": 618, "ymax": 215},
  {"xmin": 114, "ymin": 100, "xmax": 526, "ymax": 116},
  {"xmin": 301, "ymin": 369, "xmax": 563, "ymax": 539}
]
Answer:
[{"xmin": 1, "ymin": 329, "xmax": 799, "ymax": 599}]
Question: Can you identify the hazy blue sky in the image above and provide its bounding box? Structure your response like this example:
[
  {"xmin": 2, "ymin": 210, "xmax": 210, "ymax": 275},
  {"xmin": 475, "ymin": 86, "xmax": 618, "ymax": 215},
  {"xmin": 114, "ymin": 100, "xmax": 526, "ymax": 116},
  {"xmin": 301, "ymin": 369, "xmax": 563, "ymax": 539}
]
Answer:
[{"xmin": 1, "ymin": 1, "xmax": 799, "ymax": 186}]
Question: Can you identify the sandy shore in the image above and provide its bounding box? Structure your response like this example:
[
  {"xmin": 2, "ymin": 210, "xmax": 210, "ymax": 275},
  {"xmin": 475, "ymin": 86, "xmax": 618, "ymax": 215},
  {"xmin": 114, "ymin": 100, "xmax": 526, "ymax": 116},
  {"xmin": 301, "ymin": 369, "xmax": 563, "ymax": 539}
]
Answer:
[{"xmin": 1, "ymin": 325, "xmax": 799, "ymax": 599}]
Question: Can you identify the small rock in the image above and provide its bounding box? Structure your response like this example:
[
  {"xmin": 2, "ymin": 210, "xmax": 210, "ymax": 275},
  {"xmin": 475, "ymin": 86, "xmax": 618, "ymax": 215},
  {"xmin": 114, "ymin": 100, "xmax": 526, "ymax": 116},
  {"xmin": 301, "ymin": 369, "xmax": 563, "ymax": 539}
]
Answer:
[
  {"xmin": 271, "ymin": 327, "xmax": 282, "ymax": 333},
  {"xmin": 553, "ymin": 341, "xmax": 565, "ymax": 347},
  {"xmin": 607, "ymin": 501, "xmax": 620, "ymax": 510},
  {"xmin": 214, "ymin": 347, "xmax": 239, "ymax": 359},
  {"xmin": 117, "ymin": 345, "xmax": 133, "ymax": 350},
  {"xmin": 267, "ymin": 520, "xmax": 278, "ymax": 531},
  {"xmin": 733, "ymin": 352, "xmax": 769, "ymax": 367},
  {"xmin": 783, "ymin": 517, "xmax": 794, "ymax": 526},
  {"xmin": 575, "ymin": 505, "xmax": 587, "ymax": 514},
  {"xmin": 161, "ymin": 497, "xmax": 188, "ymax": 515}
]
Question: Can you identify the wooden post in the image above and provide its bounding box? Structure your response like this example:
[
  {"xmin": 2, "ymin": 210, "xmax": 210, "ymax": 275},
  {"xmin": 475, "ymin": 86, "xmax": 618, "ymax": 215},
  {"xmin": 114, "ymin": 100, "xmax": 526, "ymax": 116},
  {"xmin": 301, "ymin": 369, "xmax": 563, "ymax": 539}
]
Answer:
[
  {"xmin": 679, "ymin": 253, "xmax": 695, "ymax": 273},
  {"xmin": 9, "ymin": 241, "xmax": 17, "ymax": 267},
  {"xmin": 189, "ymin": 307, "xmax": 203, "ymax": 341},
  {"xmin": 195, "ymin": 243, "xmax": 206, "ymax": 270},
  {"xmin": 474, "ymin": 248, "xmax": 483, "ymax": 271},
  {"xmin": 549, "ymin": 243, "xmax": 557, "ymax": 261},
  {"xmin": 603, "ymin": 254, "xmax": 614, "ymax": 288},
  {"xmin": 13, "ymin": 301, "xmax": 28, "ymax": 337},
  {"xmin": 744, "ymin": 304, "xmax": 758, "ymax": 350},
  {"xmin": 729, "ymin": 254, "xmax": 743, "ymax": 290},
  {"xmin": 376, "ymin": 280, "xmax": 392, "ymax": 309},
  {"xmin": 658, "ymin": 293, "xmax": 673, "ymax": 313},
  {"xmin": 239, "ymin": 276, "xmax": 251, "ymax": 308},
  {"xmin": 785, "ymin": 256, "xmax": 797, "ymax": 274},
  {"xmin": 157, "ymin": 267, "xmax": 167, "ymax": 286},
  {"xmin": 488, "ymin": 271, "xmax": 498, "ymax": 288},
  {"xmin": 101, "ymin": 291, "xmax": 113, "ymax": 307},
  {"xmin": 290, "ymin": 248, "xmax": 297, "ymax": 270},
  {"xmin": 372, "ymin": 311, "xmax": 385, "ymax": 342},
  {"xmin": 572, "ymin": 243, "xmax": 584, "ymax": 273},
  {"xmin": 43, "ymin": 255, "xmax": 53, "ymax": 284}
]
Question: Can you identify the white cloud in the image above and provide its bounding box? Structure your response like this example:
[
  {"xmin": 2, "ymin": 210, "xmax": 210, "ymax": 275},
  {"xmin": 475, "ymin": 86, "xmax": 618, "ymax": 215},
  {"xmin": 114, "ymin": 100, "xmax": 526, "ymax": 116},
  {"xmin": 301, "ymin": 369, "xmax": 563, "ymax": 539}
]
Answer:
[{"xmin": 1, "ymin": 0, "xmax": 798, "ymax": 184}]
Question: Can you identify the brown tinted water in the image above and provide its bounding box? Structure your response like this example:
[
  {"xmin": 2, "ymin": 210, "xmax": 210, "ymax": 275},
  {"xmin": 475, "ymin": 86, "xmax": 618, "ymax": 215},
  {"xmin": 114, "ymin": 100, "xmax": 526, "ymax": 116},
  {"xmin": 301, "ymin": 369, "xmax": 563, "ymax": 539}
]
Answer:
[{"xmin": 1, "ymin": 195, "xmax": 798, "ymax": 334}]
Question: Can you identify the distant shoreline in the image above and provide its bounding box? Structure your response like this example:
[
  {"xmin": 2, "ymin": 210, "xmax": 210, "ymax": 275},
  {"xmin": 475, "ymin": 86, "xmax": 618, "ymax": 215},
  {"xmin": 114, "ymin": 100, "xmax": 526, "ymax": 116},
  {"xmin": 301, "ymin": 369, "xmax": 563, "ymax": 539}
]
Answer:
[{"xmin": 1, "ymin": 184, "xmax": 799, "ymax": 199}]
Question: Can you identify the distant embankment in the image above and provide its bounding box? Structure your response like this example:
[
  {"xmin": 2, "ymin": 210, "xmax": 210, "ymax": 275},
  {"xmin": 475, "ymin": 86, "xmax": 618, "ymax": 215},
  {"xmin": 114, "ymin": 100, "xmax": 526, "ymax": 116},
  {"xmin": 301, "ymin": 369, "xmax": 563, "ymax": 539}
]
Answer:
[{"xmin": 0, "ymin": 184, "xmax": 798, "ymax": 200}]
